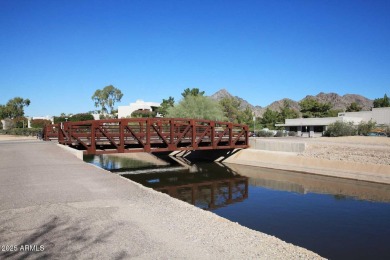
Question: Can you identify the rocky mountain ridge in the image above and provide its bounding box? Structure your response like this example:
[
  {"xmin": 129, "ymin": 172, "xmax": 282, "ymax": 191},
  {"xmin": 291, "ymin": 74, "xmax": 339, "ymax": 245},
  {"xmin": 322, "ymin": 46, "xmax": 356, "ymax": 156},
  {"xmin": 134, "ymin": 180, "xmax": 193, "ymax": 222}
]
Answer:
[{"xmin": 210, "ymin": 89, "xmax": 374, "ymax": 117}]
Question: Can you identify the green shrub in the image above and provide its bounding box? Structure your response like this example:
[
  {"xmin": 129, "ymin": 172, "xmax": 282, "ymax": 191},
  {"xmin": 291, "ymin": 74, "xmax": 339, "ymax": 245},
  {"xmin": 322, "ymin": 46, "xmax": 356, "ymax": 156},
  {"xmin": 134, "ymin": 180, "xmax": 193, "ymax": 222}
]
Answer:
[
  {"xmin": 131, "ymin": 110, "xmax": 157, "ymax": 118},
  {"xmin": 257, "ymin": 130, "xmax": 274, "ymax": 137},
  {"xmin": 386, "ymin": 126, "xmax": 390, "ymax": 137},
  {"xmin": 54, "ymin": 113, "xmax": 94, "ymax": 123},
  {"xmin": 0, "ymin": 128, "xmax": 42, "ymax": 136},
  {"xmin": 324, "ymin": 121, "xmax": 356, "ymax": 137},
  {"xmin": 70, "ymin": 113, "xmax": 94, "ymax": 122},
  {"xmin": 288, "ymin": 131, "xmax": 297, "ymax": 136},
  {"xmin": 54, "ymin": 116, "xmax": 67, "ymax": 124},
  {"xmin": 274, "ymin": 130, "xmax": 286, "ymax": 137},
  {"xmin": 357, "ymin": 120, "xmax": 376, "ymax": 136}
]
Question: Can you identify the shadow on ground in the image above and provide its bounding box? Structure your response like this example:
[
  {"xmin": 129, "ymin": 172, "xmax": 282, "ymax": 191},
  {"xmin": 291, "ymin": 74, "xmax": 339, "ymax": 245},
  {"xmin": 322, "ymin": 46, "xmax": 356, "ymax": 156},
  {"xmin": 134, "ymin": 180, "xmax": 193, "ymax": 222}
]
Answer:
[{"xmin": 0, "ymin": 214, "xmax": 128, "ymax": 260}]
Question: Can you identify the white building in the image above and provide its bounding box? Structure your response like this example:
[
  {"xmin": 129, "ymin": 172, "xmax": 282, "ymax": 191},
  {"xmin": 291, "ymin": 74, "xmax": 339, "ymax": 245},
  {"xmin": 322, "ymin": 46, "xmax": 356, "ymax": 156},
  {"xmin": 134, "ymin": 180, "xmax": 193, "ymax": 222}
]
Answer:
[
  {"xmin": 118, "ymin": 100, "xmax": 161, "ymax": 118},
  {"xmin": 276, "ymin": 107, "xmax": 390, "ymax": 137}
]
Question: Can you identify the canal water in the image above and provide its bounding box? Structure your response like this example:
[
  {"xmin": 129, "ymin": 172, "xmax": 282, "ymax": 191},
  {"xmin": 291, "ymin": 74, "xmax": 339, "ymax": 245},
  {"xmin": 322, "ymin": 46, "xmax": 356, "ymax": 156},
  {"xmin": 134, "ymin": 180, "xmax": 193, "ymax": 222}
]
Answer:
[{"xmin": 84, "ymin": 154, "xmax": 390, "ymax": 259}]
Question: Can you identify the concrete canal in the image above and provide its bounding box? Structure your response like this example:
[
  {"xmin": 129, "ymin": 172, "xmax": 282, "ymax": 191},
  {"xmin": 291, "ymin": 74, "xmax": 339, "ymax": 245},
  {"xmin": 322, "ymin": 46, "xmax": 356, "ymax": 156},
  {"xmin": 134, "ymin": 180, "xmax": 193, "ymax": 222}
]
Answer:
[{"xmin": 84, "ymin": 154, "xmax": 390, "ymax": 259}]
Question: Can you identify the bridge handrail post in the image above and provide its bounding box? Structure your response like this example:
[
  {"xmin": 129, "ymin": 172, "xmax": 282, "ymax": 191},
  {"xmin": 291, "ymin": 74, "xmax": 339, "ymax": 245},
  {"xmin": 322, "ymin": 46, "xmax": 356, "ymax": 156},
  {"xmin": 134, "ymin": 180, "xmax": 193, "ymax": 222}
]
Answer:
[
  {"xmin": 190, "ymin": 119, "xmax": 197, "ymax": 150},
  {"xmin": 90, "ymin": 121, "xmax": 96, "ymax": 153},
  {"xmin": 169, "ymin": 118, "xmax": 175, "ymax": 150},
  {"xmin": 228, "ymin": 122, "xmax": 233, "ymax": 147},
  {"xmin": 210, "ymin": 121, "xmax": 216, "ymax": 149},
  {"xmin": 119, "ymin": 119, "xmax": 125, "ymax": 153},
  {"xmin": 145, "ymin": 118, "xmax": 151, "ymax": 152}
]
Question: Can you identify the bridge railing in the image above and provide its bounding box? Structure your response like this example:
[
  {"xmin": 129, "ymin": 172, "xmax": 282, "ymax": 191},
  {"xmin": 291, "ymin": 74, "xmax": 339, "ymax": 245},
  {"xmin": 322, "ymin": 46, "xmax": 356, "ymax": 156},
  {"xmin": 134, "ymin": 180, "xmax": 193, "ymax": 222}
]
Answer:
[{"xmin": 44, "ymin": 118, "xmax": 248, "ymax": 154}]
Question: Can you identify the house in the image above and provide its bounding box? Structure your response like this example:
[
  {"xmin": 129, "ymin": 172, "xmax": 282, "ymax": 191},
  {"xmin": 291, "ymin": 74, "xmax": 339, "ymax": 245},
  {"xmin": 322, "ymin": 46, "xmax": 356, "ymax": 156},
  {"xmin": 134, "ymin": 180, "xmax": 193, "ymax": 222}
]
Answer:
[
  {"xmin": 276, "ymin": 107, "xmax": 390, "ymax": 137},
  {"xmin": 118, "ymin": 100, "xmax": 161, "ymax": 118}
]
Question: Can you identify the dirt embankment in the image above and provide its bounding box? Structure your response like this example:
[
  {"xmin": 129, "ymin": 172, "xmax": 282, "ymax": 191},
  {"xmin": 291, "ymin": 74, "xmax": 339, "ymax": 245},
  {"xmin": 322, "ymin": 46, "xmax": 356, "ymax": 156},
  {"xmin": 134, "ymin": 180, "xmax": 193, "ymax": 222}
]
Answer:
[{"xmin": 300, "ymin": 136, "xmax": 390, "ymax": 166}]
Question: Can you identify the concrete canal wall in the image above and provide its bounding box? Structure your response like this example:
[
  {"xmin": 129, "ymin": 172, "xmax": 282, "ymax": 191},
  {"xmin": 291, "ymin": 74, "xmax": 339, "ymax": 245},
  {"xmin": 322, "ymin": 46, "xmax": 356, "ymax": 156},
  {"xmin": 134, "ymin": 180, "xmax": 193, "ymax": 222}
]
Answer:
[
  {"xmin": 224, "ymin": 137, "xmax": 390, "ymax": 185},
  {"xmin": 0, "ymin": 139, "xmax": 322, "ymax": 259},
  {"xmin": 224, "ymin": 148, "xmax": 390, "ymax": 185},
  {"xmin": 249, "ymin": 138, "xmax": 306, "ymax": 153}
]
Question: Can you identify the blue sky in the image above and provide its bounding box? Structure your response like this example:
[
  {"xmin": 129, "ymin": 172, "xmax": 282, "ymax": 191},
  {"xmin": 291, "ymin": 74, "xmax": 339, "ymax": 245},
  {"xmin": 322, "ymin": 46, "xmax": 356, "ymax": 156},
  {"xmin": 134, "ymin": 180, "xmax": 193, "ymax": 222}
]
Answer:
[{"xmin": 1, "ymin": 0, "xmax": 389, "ymax": 116}]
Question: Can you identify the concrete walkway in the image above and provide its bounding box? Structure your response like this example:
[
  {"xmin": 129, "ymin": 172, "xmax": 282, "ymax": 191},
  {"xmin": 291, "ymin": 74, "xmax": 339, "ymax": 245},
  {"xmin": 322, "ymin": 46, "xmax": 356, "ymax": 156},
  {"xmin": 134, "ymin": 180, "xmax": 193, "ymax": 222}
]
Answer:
[{"xmin": 0, "ymin": 139, "xmax": 322, "ymax": 259}]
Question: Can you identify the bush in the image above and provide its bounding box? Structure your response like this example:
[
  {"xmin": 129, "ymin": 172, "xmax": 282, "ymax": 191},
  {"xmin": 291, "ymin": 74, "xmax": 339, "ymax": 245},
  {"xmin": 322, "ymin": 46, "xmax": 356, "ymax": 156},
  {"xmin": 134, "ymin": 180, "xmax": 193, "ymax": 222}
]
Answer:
[
  {"xmin": 386, "ymin": 126, "xmax": 390, "ymax": 137},
  {"xmin": 274, "ymin": 130, "xmax": 286, "ymax": 137},
  {"xmin": 70, "ymin": 113, "xmax": 94, "ymax": 122},
  {"xmin": 257, "ymin": 130, "xmax": 274, "ymax": 137},
  {"xmin": 54, "ymin": 116, "xmax": 67, "ymax": 124},
  {"xmin": 288, "ymin": 131, "xmax": 297, "ymax": 136},
  {"xmin": 54, "ymin": 113, "xmax": 94, "ymax": 123},
  {"xmin": 357, "ymin": 120, "xmax": 376, "ymax": 136},
  {"xmin": 131, "ymin": 110, "xmax": 157, "ymax": 118},
  {"xmin": 31, "ymin": 119, "xmax": 52, "ymax": 128},
  {"xmin": 324, "ymin": 121, "xmax": 356, "ymax": 137},
  {"xmin": 13, "ymin": 117, "xmax": 28, "ymax": 128},
  {"xmin": 0, "ymin": 128, "xmax": 42, "ymax": 136}
]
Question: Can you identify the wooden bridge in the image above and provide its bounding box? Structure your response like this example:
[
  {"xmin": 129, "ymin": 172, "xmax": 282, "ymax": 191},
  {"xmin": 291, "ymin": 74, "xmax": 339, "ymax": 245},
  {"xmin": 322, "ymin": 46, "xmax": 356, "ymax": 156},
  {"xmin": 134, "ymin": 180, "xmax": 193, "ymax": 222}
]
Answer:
[{"xmin": 43, "ymin": 118, "xmax": 249, "ymax": 155}]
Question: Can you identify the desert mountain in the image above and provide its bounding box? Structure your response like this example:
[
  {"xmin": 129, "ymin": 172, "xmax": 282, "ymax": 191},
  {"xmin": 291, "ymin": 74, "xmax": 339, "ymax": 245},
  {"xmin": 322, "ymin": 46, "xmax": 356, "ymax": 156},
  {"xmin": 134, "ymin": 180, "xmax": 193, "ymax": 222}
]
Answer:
[
  {"xmin": 210, "ymin": 89, "xmax": 263, "ymax": 116},
  {"xmin": 304, "ymin": 92, "xmax": 373, "ymax": 111},
  {"xmin": 210, "ymin": 89, "xmax": 373, "ymax": 117}
]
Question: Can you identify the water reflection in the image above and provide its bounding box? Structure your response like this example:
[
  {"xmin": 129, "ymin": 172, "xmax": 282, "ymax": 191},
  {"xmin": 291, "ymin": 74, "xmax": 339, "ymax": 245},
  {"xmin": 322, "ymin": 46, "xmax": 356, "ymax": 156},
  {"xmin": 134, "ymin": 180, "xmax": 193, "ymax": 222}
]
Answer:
[
  {"xmin": 84, "ymin": 153, "xmax": 169, "ymax": 171},
  {"xmin": 84, "ymin": 154, "xmax": 390, "ymax": 204},
  {"xmin": 226, "ymin": 164, "xmax": 390, "ymax": 203},
  {"xmin": 122, "ymin": 164, "xmax": 249, "ymax": 210}
]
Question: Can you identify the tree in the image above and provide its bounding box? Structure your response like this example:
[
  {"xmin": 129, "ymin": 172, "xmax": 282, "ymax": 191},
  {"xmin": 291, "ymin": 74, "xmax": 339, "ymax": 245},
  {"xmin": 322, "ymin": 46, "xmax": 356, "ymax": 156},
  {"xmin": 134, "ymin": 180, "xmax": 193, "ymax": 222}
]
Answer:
[
  {"xmin": 69, "ymin": 113, "xmax": 94, "ymax": 122},
  {"xmin": 181, "ymin": 88, "xmax": 205, "ymax": 98},
  {"xmin": 357, "ymin": 120, "xmax": 376, "ymax": 136},
  {"xmin": 324, "ymin": 121, "xmax": 356, "ymax": 137},
  {"xmin": 166, "ymin": 95, "xmax": 225, "ymax": 120},
  {"xmin": 373, "ymin": 94, "xmax": 390, "ymax": 108},
  {"xmin": 346, "ymin": 102, "xmax": 362, "ymax": 112},
  {"xmin": 299, "ymin": 98, "xmax": 332, "ymax": 118},
  {"xmin": 279, "ymin": 100, "xmax": 299, "ymax": 121},
  {"xmin": 13, "ymin": 116, "xmax": 28, "ymax": 128},
  {"xmin": 325, "ymin": 109, "xmax": 343, "ymax": 117},
  {"xmin": 260, "ymin": 108, "xmax": 279, "ymax": 129},
  {"xmin": 238, "ymin": 106, "xmax": 254, "ymax": 125},
  {"xmin": 7, "ymin": 97, "xmax": 31, "ymax": 118},
  {"xmin": 0, "ymin": 105, "xmax": 8, "ymax": 119},
  {"xmin": 219, "ymin": 97, "xmax": 242, "ymax": 122},
  {"xmin": 157, "ymin": 96, "xmax": 175, "ymax": 117},
  {"xmin": 92, "ymin": 85, "xmax": 123, "ymax": 116},
  {"xmin": 219, "ymin": 97, "xmax": 254, "ymax": 125},
  {"xmin": 0, "ymin": 97, "xmax": 30, "ymax": 119}
]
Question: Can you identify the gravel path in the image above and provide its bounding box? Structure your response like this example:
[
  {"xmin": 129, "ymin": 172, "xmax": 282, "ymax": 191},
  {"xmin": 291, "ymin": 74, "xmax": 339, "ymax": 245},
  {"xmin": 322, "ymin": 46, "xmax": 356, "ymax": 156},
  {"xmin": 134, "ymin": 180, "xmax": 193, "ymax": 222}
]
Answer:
[{"xmin": 299, "ymin": 136, "xmax": 390, "ymax": 165}]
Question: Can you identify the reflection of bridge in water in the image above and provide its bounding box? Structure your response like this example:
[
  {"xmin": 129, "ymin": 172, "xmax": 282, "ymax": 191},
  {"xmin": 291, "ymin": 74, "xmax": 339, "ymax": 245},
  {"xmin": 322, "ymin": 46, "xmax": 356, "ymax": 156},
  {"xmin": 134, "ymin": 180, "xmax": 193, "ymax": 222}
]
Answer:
[{"xmin": 121, "ymin": 165, "xmax": 248, "ymax": 210}]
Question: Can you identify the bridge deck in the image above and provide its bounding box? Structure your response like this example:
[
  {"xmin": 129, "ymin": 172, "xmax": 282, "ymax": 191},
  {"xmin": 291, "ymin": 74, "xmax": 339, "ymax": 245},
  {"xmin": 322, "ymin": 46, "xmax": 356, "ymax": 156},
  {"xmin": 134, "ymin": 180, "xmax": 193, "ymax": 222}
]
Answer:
[{"xmin": 44, "ymin": 118, "xmax": 249, "ymax": 155}]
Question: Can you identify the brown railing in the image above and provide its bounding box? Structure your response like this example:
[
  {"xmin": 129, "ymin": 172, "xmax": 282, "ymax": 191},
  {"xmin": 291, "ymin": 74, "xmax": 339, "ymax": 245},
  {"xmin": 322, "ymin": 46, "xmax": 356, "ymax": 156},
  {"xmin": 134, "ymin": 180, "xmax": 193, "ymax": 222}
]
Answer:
[{"xmin": 43, "ymin": 118, "xmax": 249, "ymax": 154}]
